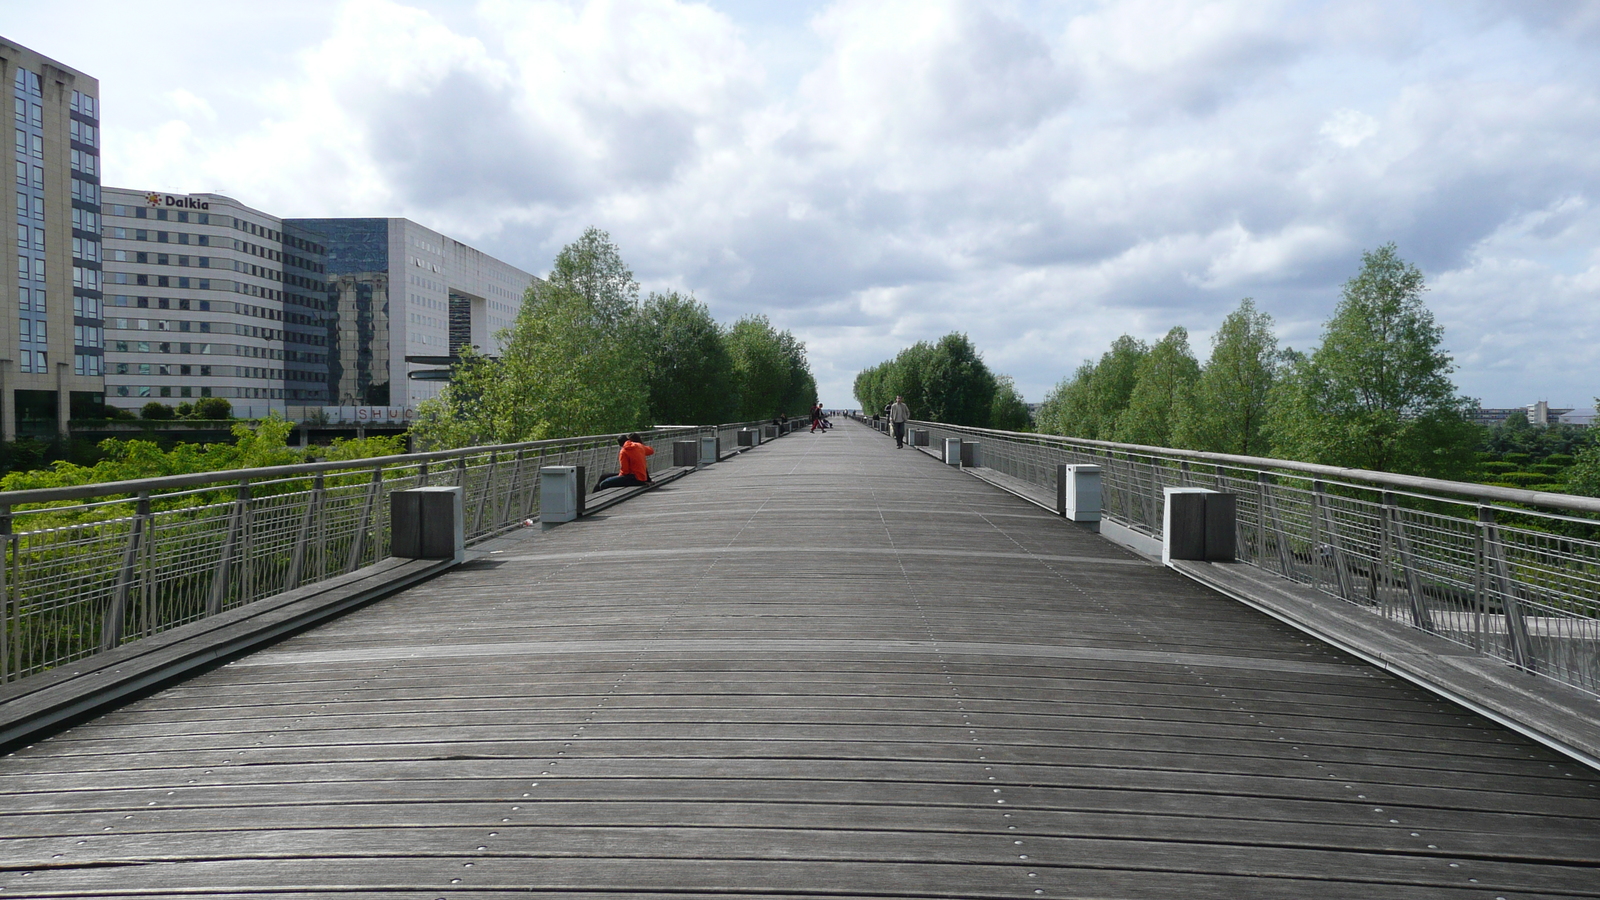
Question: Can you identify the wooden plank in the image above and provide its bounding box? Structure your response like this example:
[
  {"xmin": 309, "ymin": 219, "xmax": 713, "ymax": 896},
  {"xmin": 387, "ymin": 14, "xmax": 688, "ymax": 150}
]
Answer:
[{"xmin": 2, "ymin": 422, "xmax": 1598, "ymax": 899}]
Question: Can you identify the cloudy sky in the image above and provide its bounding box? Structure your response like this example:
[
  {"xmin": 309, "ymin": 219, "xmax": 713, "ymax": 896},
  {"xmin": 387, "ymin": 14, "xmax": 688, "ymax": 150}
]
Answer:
[{"xmin": 8, "ymin": 0, "xmax": 1598, "ymax": 408}]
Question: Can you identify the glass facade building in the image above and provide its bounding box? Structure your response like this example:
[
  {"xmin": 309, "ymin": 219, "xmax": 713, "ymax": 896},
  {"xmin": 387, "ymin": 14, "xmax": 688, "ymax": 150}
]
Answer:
[
  {"xmin": 3, "ymin": 38, "xmax": 103, "ymax": 438},
  {"xmin": 290, "ymin": 217, "xmax": 534, "ymax": 410}
]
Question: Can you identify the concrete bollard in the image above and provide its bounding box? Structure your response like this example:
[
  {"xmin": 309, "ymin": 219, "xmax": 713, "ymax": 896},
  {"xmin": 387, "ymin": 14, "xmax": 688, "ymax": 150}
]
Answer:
[
  {"xmin": 911, "ymin": 429, "xmax": 930, "ymax": 447},
  {"xmin": 738, "ymin": 428, "xmax": 758, "ymax": 447},
  {"xmin": 699, "ymin": 435, "xmax": 719, "ymax": 466},
  {"xmin": 762, "ymin": 424, "xmax": 778, "ymax": 440},
  {"xmin": 390, "ymin": 486, "xmax": 465, "ymax": 563},
  {"xmin": 960, "ymin": 441, "xmax": 981, "ymax": 468},
  {"xmin": 672, "ymin": 440, "xmax": 698, "ymax": 467},
  {"xmin": 540, "ymin": 466, "xmax": 582, "ymax": 525},
  {"xmin": 944, "ymin": 438, "xmax": 963, "ymax": 465},
  {"xmin": 1057, "ymin": 464, "xmax": 1102, "ymax": 531},
  {"xmin": 1162, "ymin": 487, "xmax": 1237, "ymax": 565}
]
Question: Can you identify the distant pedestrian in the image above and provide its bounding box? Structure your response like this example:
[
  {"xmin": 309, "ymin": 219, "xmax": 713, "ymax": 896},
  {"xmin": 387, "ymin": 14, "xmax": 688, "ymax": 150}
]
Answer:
[
  {"xmin": 889, "ymin": 395, "xmax": 910, "ymax": 449},
  {"xmin": 810, "ymin": 403, "xmax": 824, "ymax": 433}
]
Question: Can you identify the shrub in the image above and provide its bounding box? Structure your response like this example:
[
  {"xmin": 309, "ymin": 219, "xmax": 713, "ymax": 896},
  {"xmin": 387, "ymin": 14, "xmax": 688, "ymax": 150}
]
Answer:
[
  {"xmin": 140, "ymin": 402, "xmax": 175, "ymax": 421},
  {"xmin": 1498, "ymin": 471, "xmax": 1547, "ymax": 487},
  {"xmin": 1531, "ymin": 463, "xmax": 1565, "ymax": 476},
  {"xmin": 194, "ymin": 397, "xmax": 232, "ymax": 420},
  {"xmin": 1546, "ymin": 454, "xmax": 1576, "ymax": 467},
  {"xmin": 1504, "ymin": 452, "xmax": 1532, "ymax": 465},
  {"xmin": 1478, "ymin": 460, "xmax": 1517, "ymax": 475}
]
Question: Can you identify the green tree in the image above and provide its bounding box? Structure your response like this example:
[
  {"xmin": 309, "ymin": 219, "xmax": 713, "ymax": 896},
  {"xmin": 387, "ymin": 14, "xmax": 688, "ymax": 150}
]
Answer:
[
  {"xmin": 411, "ymin": 230, "xmax": 648, "ymax": 448},
  {"xmin": 548, "ymin": 226, "xmax": 639, "ymax": 324},
  {"xmin": 726, "ymin": 315, "xmax": 791, "ymax": 420},
  {"xmin": 1036, "ymin": 335, "xmax": 1148, "ymax": 439},
  {"xmin": 1266, "ymin": 244, "xmax": 1477, "ymax": 477},
  {"xmin": 1568, "ymin": 399, "xmax": 1600, "ymax": 497},
  {"xmin": 921, "ymin": 333, "xmax": 997, "ymax": 426},
  {"xmin": 638, "ymin": 291, "xmax": 737, "ymax": 425},
  {"xmin": 990, "ymin": 374, "xmax": 1033, "ymax": 431},
  {"xmin": 1117, "ymin": 327, "xmax": 1200, "ymax": 447},
  {"xmin": 1174, "ymin": 299, "xmax": 1280, "ymax": 454}
]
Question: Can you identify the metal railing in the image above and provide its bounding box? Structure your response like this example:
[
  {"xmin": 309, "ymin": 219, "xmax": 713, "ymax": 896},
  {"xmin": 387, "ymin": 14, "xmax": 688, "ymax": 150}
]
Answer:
[
  {"xmin": 0, "ymin": 421, "xmax": 783, "ymax": 684},
  {"xmin": 902, "ymin": 420, "xmax": 1600, "ymax": 697}
]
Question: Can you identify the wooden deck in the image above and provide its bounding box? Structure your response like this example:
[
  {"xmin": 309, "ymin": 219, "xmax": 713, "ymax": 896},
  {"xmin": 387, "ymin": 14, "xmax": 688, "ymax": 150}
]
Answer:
[{"xmin": 2, "ymin": 421, "xmax": 1598, "ymax": 898}]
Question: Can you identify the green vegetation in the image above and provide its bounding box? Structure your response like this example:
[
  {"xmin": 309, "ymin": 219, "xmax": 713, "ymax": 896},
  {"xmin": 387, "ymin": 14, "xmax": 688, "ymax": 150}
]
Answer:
[
  {"xmin": 412, "ymin": 228, "xmax": 817, "ymax": 448},
  {"xmin": 853, "ymin": 333, "xmax": 1027, "ymax": 429},
  {"xmin": 1028, "ymin": 246, "xmax": 1497, "ymax": 480}
]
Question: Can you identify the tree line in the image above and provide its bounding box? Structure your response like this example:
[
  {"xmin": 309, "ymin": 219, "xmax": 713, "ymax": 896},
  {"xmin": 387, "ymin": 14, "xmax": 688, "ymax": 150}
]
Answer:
[
  {"xmin": 413, "ymin": 228, "xmax": 818, "ymax": 448},
  {"xmin": 1034, "ymin": 244, "xmax": 1486, "ymax": 480},
  {"xmin": 853, "ymin": 333, "xmax": 1032, "ymax": 430}
]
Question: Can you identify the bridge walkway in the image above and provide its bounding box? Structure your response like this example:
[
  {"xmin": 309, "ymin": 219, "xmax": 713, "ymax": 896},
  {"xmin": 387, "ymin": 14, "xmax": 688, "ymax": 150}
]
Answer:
[{"xmin": 1, "ymin": 421, "xmax": 1598, "ymax": 898}]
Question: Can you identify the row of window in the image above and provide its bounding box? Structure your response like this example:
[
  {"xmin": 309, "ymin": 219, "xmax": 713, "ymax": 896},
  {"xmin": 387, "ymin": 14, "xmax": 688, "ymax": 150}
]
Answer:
[
  {"xmin": 15, "ymin": 160, "xmax": 42, "ymax": 189},
  {"xmin": 70, "ymin": 90, "xmax": 98, "ymax": 120},
  {"xmin": 18, "ymin": 286, "xmax": 45, "ymax": 311},
  {"xmin": 14, "ymin": 128, "xmax": 42, "ymax": 160},
  {"xmin": 16, "ymin": 190, "xmax": 43, "ymax": 219},
  {"xmin": 75, "ymin": 353, "xmax": 102, "ymax": 376},
  {"xmin": 105, "ymin": 272, "xmax": 212, "ymax": 290},
  {"xmin": 18, "ymin": 318, "xmax": 45, "ymax": 342},
  {"xmin": 16, "ymin": 223, "xmax": 43, "ymax": 250},
  {"xmin": 110, "ymin": 295, "xmax": 211, "ymax": 311},
  {"xmin": 107, "ymin": 226, "xmax": 210, "ymax": 245},
  {"xmin": 110, "ymin": 364, "xmax": 293, "ymax": 382},
  {"xmin": 69, "ymin": 149, "xmax": 98, "ymax": 176},
  {"xmin": 106, "ymin": 204, "xmax": 210, "ymax": 225},
  {"xmin": 16, "ymin": 254, "xmax": 44, "ymax": 281},
  {"xmin": 109, "ymin": 340, "xmax": 320, "ymax": 362},
  {"xmin": 69, "ymin": 179, "xmax": 99, "ymax": 204},
  {"xmin": 114, "ymin": 386, "xmax": 314, "ymax": 401},
  {"xmin": 72, "ymin": 295, "xmax": 102, "ymax": 318},
  {"xmin": 14, "ymin": 68, "xmax": 42, "ymax": 98},
  {"xmin": 17, "ymin": 350, "xmax": 45, "ymax": 373},
  {"xmin": 104, "ymin": 250, "xmax": 212, "ymax": 267},
  {"xmin": 72, "ymin": 324, "xmax": 103, "ymax": 348},
  {"xmin": 71, "ymin": 208, "xmax": 98, "ymax": 232},
  {"xmin": 71, "ymin": 236, "xmax": 99, "ymax": 262},
  {"xmin": 16, "ymin": 321, "xmax": 105, "ymax": 349},
  {"xmin": 67, "ymin": 119, "xmax": 97, "ymax": 148},
  {"xmin": 72, "ymin": 266, "xmax": 100, "ymax": 290}
]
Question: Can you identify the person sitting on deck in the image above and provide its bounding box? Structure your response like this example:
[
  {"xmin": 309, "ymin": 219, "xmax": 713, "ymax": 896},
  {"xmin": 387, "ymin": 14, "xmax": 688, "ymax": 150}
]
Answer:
[{"xmin": 594, "ymin": 434, "xmax": 654, "ymax": 491}]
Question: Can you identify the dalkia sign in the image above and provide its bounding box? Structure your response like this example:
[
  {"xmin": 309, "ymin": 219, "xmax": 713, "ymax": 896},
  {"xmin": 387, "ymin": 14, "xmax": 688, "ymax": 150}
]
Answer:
[{"xmin": 144, "ymin": 192, "xmax": 210, "ymax": 210}]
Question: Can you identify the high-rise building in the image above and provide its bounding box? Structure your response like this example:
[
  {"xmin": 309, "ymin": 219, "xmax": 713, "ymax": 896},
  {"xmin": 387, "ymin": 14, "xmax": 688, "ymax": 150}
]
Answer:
[
  {"xmin": 100, "ymin": 189, "xmax": 332, "ymax": 415},
  {"xmin": 2, "ymin": 38, "xmax": 104, "ymax": 439},
  {"xmin": 288, "ymin": 218, "xmax": 534, "ymax": 409}
]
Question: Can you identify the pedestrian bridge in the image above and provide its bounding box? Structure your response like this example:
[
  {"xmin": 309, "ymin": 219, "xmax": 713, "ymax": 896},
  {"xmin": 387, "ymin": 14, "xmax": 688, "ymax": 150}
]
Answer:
[{"xmin": 1, "ymin": 421, "xmax": 1598, "ymax": 897}]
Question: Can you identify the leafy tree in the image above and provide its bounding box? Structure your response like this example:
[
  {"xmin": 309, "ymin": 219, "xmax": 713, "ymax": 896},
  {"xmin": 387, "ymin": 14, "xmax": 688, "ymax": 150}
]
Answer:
[
  {"xmin": 990, "ymin": 375, "xmax": 1033, "ymax": 431},
  {"xmin": 921, "ymin": 333, "xmax": 997, "ymax": 426},
  {"xmin": 1036, "ymin": 335, "xmax": 1147, "ymax": 439},
  {"xmin": 638, "ymin": 291, "xmax": 737, "ymax": 425},
  {"xmin": 726, "ymin": 315, "xmax": 792, "ymax": 420},
  {"xmin": 1118, "ymin": 327, "xmax": 1200, "ymax": 447},
  {"xmin": 1174, "ymin": 299, "xmax": 1280, "ymax": 455},
  {"xmin": 411, "ymin": 229, "xmax": 648, "ymax": 448},
  {"xmin": 775, "ymin": 328, "xmax": 819, "ymax": 416},
  {"xmin": 1266, "ymin": 244, "xmax": 1477, "ymax": 478},
  {"xmin": 547, "ymin": 226, "xmax": 639, "ymax": 324}
]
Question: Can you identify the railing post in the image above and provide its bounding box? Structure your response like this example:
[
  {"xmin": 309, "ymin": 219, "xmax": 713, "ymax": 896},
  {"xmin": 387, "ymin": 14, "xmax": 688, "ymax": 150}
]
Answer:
[
  {"xmin": 206, "ymin": 482, "xmax": 249, "ymax": 617},
  {"xmin": 0, "ymin": 504, "xmax": 9, "ymax": 682},
  {"xmin": 345, "ymin": 466, "xmax": 383, "ymax": 574},
  {"xmin": 1478, "ymin": 506, "xmax": 1534, "ymax": 671},
  {"xmin": 1312, "ymin": 481, "xmax": 1355, "ymax": 602},
  {"xmin": 284, "ymin": 474, "xmax": 324, "ymax": 592},
  {"xmin": 1383, "ymin": 492, "xmax": 1433, "ymax": 631},
  {"xmin": 105, "ymin": 494, "xmax": 152, "ymax": 649},
  {"xmin": 474, "ymin": 451, "xmax": 498, "ymax": 537}
]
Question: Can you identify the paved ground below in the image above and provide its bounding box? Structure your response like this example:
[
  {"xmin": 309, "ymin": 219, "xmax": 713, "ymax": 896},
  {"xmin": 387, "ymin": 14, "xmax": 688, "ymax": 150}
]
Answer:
[{"xmin": 2, "ymin": 421, "xmax": 1598, "ymax": 898}]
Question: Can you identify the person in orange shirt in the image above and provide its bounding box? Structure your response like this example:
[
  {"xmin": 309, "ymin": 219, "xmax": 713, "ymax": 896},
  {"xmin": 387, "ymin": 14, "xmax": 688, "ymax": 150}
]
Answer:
[{"xmin": 595, "ymin": 433, "xmax": 654, "ymax": 490}]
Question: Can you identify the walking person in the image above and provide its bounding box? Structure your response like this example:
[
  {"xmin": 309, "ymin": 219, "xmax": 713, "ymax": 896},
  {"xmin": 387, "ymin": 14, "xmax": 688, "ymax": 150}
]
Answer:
[
  {"xmin": 810, "ymin": 402, "xmax": 824, "ymax": 433},
  {"xmin": 889, "ymin": 395, "xmax": 910, "ymax": 449}
]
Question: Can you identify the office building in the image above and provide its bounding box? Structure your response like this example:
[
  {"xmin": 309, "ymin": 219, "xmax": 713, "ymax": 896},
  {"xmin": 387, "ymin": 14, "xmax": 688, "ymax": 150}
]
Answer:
[
  {"xmin": 2, "ymin": 38, "xmax": 103, "ymax": 439},
  {"xmin": 288, "ymin": 217, "xmax": 533, "ymax": 409},
  {"xmin": 100, "ymin": 189, "xmax": 331, "ymax": 415}
]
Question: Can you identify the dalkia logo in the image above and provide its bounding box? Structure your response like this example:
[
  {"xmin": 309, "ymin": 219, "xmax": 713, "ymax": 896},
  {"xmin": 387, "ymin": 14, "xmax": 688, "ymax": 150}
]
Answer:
[{"xmin": 145, "ymin": 193, "xmax": 211, "ymax": 211}]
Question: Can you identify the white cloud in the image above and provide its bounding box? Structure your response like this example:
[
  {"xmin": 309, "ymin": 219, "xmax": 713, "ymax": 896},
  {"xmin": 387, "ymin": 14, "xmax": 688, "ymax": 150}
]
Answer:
[{"xmin": 9, "ymin": 0, "xmax": 1595, "ymax": 407}]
